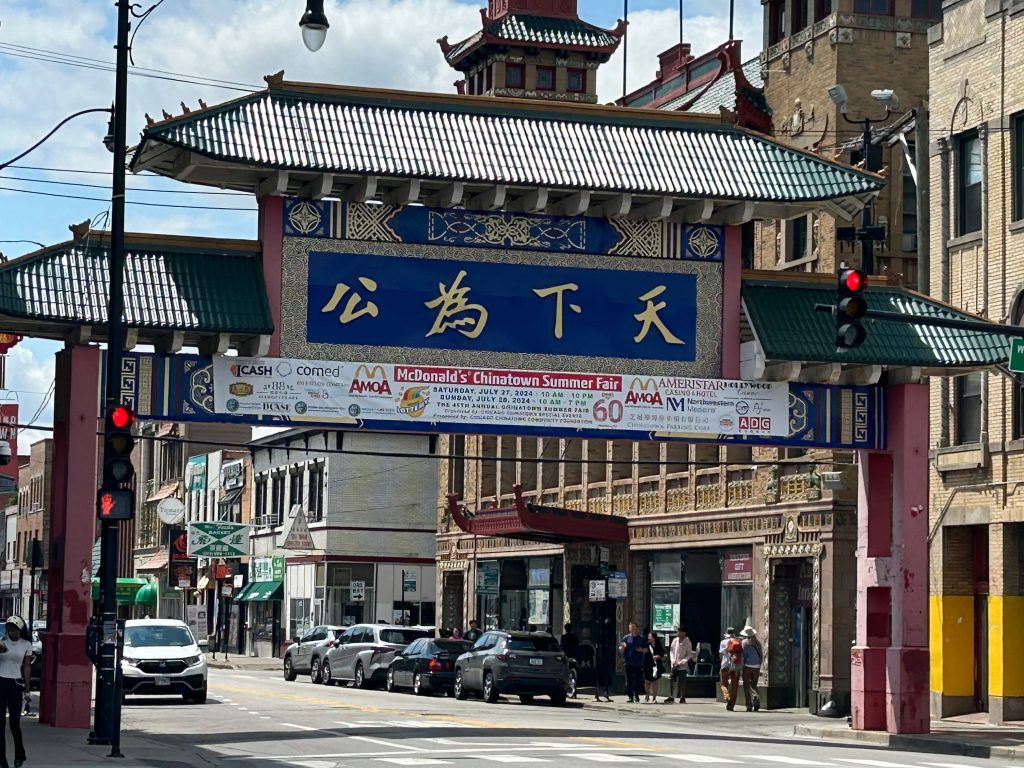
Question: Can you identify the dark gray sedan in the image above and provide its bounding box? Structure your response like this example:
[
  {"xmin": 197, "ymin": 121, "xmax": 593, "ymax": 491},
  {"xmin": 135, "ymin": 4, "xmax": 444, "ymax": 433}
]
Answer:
[{"xmin": 453, "ymin": 631, "xmax": 570, "ymax": 705}]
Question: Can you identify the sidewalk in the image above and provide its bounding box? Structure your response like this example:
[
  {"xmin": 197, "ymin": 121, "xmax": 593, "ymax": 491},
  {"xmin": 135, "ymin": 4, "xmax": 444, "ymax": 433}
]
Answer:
[
  {"xmin": 14, "ymin": 720, "xmax": 213, "ymax": 768},
  {"xmin": 205, "ymin": 652, "xmax": 279, "ymax": 672}
]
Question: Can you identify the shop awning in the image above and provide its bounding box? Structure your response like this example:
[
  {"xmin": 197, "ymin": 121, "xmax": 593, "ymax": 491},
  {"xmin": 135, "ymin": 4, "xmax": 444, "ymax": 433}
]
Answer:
[
  {"xmin": 146, "ymin": 482, "xmax": 180, "ymax": 503},
  {"xmin": 236, "ymin": 581, "xmax": 283, "ymax": 602},
  {"xmin": 447, "ymin": 485, "xmax": 628, "ymax": 544},
  {"xmin": 137, "ymin": 552, "xmax": 168, "ymax": 571},
  {"xmin": 218, "ymin": 488, "xmax": 243, "ymax": 509},
  {"xmin": 91, "ymin": 578, "xmax": 149, "ymax": 604},
  {"xmin": 134, "ymin": 581, "xmax": 158, "ymax": 606}
]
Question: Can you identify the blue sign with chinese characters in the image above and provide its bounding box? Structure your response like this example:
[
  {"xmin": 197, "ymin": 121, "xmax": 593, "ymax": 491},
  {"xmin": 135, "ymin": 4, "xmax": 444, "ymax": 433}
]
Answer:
[{"xmin": 307, "ymin": 252, "xmax": 698, "ymax": 362}]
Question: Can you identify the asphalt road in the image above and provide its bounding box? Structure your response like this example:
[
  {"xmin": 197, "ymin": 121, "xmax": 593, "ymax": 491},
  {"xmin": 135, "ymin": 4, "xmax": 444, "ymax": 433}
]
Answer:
[{"xmin": 117, "ymin": 669, "xmax": 1015, "ymax": 768}]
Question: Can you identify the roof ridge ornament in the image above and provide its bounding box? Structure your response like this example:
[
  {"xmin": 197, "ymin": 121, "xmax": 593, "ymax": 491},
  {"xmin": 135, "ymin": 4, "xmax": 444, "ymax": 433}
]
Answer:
[{"xmin": 264, "ymin": 70, "xmax": 286, "ymax": 89}]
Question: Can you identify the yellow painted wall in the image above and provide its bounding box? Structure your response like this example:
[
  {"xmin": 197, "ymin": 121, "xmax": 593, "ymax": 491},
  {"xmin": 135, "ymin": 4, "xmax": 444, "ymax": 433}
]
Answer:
[
  {"xmin": 930, "ymin": 594, "xmax": 975, "ymax": 696},
  {"xmin": 990, "ymin": 595, "xmax": 1024, "ymax": 697}
]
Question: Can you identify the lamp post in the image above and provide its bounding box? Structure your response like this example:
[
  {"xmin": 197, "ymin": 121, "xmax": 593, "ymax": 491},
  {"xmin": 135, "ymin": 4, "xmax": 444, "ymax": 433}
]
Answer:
[
  {"xmin": 90, "ymin": 0, "xmax": 330, "ymax": 753},
  {"xmin": 826, "ymin": 84, "xmax": 898, "ymax": 276}
]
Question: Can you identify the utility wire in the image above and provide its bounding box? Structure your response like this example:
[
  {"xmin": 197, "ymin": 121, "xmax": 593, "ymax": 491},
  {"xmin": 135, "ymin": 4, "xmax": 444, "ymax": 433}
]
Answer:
[
  {"xmin": 0, "ymin": 107, "xmax": 110, "ymax": 171},
  {"xmin": 0, "ymin": 174, "xmax": 250, "ymax": 196},
  {"xmin": 0, "ymin": 184, "xmax": 256, "ymax": 211}
]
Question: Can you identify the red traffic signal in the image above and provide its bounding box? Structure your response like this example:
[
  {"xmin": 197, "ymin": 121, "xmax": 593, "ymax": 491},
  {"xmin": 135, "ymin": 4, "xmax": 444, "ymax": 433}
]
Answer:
[
  {"xmin": 841, "ymin": 269, "xmax": 866, "ymax": 293},
  {"xmin": 97, "ymin": 488, "xmax": 133, "ymax": 520},
  {"xmin": 109, "ymin": 405, "xmax": 134, "ymax": 430},
  {"xmin": 835, "ymin": 268, "xmax": 868, "ymax": 349}
]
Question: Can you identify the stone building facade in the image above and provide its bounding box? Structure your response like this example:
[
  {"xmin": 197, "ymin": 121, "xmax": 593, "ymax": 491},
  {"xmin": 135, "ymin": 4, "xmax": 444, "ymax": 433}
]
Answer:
[
  {"xmin": 15, "ymin": 438, "xmax": 52, "ymax": 624},
  {"xmin": 927, "ymin": 0, "xmax": 1024, "ymax": 724}
]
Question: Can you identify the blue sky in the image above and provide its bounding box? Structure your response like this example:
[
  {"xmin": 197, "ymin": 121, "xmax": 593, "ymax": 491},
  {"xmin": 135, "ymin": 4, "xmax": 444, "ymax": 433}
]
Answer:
[{"xmin": 0, "ymin": 0, "xmax": 763, "ymax": 450}]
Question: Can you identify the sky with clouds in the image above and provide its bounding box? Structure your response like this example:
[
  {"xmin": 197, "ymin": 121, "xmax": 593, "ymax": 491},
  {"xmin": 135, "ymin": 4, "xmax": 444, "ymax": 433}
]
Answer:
[{"xmin": 0, "ymin": 0, "xmax": 763, "ymax": 452}]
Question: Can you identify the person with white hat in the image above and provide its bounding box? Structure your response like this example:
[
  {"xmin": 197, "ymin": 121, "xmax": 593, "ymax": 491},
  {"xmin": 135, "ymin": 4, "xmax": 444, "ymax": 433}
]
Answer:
[
  {"xmin": 740, "ymin": 626, "xmax": 763, "ymax": 712},
  {"xmin": 0, "ymin": 616, "xmax": 31, "ymax": 768}
]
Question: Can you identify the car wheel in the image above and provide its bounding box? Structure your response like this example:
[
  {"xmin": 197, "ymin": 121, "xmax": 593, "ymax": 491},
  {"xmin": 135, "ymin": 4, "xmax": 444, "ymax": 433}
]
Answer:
[
  {"xmin": 322, "ymin": 660, "xmax": 333, "ymax": 686},
  {"xmin": 311, "ymin": 658, "xmax": 322, "ymax": 685},
  {"xmin": 354, "ymin": 662, "xmax": 367, "ymax": 689},
  {"xmin": 386, "ymin": 668, "xmax": 396, "ymax": 693},
  {"xmin": 550, "ymin": 691, "xmax": 567, "ymax": 706},
  {"xmin": 192, "ymin": 686, "xmax": 208, "ymax": 704},
  {"xmin": 284, "ymin": 656, "xmax": 297, "ymax": 682},
  {"xmin": 518, "ymin": 694, "xmax": 534, "ymax": 705},
  {"xmin": 568, "ymin": 668, "xmax": 578, "ymax": 698},
  {"xmin": 413, "ymin": 672, "xmax": 425, "ymax": 696},
  {"xmin": 453, "ymin": 670, "xmax": 468, "ymax": 700},
  {"xmin": 483, "ymin": 672, "xmax": 498, "ymax": 704}
]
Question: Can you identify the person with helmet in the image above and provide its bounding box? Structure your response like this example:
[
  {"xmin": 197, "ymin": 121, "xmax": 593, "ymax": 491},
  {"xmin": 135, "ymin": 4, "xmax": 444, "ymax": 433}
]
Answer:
[{"xmin": 0, "ymin": 616, "xmax": 32, "ymax": 768}]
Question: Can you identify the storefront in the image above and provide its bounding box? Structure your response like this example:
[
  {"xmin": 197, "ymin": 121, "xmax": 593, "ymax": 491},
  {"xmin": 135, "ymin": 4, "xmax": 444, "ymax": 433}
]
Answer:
[
  {"xmin": 236, "ymin": 556, "xmax": 284, "ymax": 657},
  {"xmin": 475, "ymin": 556, "xmax": 562, "ymax": 633}
]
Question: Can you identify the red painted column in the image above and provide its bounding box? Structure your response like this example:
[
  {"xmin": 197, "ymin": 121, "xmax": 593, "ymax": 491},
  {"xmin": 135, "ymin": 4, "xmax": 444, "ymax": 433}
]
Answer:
[
  {"xmin": 851, "ymin": 383, "xmax": 930, "ymax": 734},
  {"xmin": 40, "ymin": 345, "xmax": 100, "ymax": 728},
  {"xmin": 720, "ymin": 224, "xmax": 742, "ymax": 379},
  {"xmin": 258, "ymin": 195, "xmax": 284, "ymax": 357}
]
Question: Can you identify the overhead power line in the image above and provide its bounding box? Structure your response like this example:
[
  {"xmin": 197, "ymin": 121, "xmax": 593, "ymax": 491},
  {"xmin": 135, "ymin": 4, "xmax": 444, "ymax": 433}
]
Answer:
[
  {"xmin": 0, "ymin": 184, "xmax": 256, "ymax": 211},
  {"xmin": 0, "ymin": 174, "xmax": 250, "ymax": 197}
]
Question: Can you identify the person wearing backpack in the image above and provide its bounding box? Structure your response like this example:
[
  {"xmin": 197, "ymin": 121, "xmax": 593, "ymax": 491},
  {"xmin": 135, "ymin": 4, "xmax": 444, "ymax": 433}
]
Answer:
[
  {"xmin": 740, "ymin": 626, "xmax": 763, "ymax": 711},
  {"xmin": 718, "ymin": 627, "xmax": 742, "ymax": 711}
]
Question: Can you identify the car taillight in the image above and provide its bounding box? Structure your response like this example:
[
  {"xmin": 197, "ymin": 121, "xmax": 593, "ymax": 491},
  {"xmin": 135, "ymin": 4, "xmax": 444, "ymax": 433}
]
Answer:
[
  {"xmin": 495, "ymin": 653, "xmax": 509, "ymax": 661},
  {"xmin": 326, "ymin": 639, "xmax": 335, "ymax": 647},
  {"xmin": 371, "ymin": 646, "xmax": 393, "ymax": 654},
  {"xmin": 428, "ymin": 659, "xmax": 442, "ymax": 672}
]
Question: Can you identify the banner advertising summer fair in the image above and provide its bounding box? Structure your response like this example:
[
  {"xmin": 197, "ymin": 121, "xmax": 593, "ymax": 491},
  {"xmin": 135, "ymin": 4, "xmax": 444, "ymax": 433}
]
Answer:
[{"xmin": 213, "ymin": 358, "xmax": 789, "ymax": 439}]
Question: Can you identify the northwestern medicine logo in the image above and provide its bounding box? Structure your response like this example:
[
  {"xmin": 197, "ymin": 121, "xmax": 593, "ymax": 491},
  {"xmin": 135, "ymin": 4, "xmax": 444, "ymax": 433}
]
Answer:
[
  {"xmin": 625, "ymin": 378, "xmax": 662, "ymax": 406},
  {"xmin": 350, "ymin": 364, "xmax": 392, "ymax": 396}
]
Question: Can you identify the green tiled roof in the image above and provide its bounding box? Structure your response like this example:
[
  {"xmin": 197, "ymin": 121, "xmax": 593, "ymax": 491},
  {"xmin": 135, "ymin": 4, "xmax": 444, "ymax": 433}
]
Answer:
[
  {"xmin": 446, "ymin": 14, "xmax": 620, "ymax": 65},
  {"xmin": 662, "ymin": 58, "xmax": 764, "ymax": 115},
  {"xmin": 0, "ymin": 237, "xmax": 272, "ymax": 334},
  {"xmin": 133, "ymin": 84, "xmax": 883, "ymax": 207},
  {"xmin": 743, "ymin": 278, "xmax": 1007, "ymax": 367}
]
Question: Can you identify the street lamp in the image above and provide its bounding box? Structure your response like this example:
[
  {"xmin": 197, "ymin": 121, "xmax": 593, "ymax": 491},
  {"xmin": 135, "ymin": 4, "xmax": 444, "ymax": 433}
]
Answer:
[
  {"xmin": 826, "ymin": 84, "xmax": 898, "ymax": 275},
  {"xmin": 299, "ymin": 0, "xmax": 330, "ymax": 52}
]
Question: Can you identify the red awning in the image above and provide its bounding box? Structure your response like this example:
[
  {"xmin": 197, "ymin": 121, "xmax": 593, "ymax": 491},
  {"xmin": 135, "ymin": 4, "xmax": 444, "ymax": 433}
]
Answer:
[
  {"xmin": 146, "ymin": 482, "xmax": 179, "ymax": 503},
  {"xmin": 446, "ymin": 485, "xmax": 628, "ymax": 544},
  {"xmin": 138, "ymin": 552, "xmax": 169, "ymax": 571}
]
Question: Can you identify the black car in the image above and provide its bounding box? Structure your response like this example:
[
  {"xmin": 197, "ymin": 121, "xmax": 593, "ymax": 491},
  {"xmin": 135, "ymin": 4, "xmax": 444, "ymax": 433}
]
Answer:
[{"xmin": 386, "ymin": 638, "xmax": 472, "ymax": 696}]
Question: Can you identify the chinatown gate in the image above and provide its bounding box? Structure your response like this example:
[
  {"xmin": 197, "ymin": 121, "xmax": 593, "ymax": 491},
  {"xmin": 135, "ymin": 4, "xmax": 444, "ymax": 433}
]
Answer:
[{"xmin": 0, "ymin": 78, "xmax": 1007, "ymax": 735}]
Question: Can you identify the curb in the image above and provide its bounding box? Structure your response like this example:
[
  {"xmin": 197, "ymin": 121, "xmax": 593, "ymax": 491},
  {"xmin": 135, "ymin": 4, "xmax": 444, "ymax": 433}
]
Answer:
[
  {"xmin": 793, "ymin": 724, "xmax": 1024, "ymax": 762},
  {"xmin": 206, "ymin": 660, "xmax": 279, "ymax": 672}
]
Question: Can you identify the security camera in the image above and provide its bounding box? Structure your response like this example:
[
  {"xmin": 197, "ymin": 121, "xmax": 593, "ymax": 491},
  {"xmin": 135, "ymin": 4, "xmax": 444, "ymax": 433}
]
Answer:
[
  {"xmin": 826, "ymin": 84, "xmax": 848, "ymax": 112},
  {"xmin": 0, "ymin": 443, "xmax": 11, "ymax": 466},
  {"xmin": 871, "ymin": 88, "xmax": 899, "ymax": 108}
]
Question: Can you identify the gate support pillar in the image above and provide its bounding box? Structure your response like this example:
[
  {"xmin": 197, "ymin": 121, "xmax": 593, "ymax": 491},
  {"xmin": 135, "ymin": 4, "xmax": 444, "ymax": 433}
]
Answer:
[
  {"xmin": 40, "ymin": 345, "xmax": 100, "ymax": 727},
  {"xmin": 851, "ymin": 383, "xmax": 929, "ymax": 734}
]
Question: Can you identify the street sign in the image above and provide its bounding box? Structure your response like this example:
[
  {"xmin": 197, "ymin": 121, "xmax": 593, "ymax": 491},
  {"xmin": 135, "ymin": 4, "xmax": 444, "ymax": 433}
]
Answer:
[
  {"xmin": 156, "ymin": 497, "xmax": 185, "ymax": 525},
  {"xmin": 588, "ymin": 579, "xmax": 606, "ymax": 602},
  {"xmin": 1009, "ymin": 338, "xmax": 1024, "ymax": 373},
  {"xmin": 607, "ymin": 571, "xmax": 628, "ymax": 600},
  {"xmin": 187, "ymin": 521, "xmax": 249, "ymax": 558},
  {"xmin": 281, "ymin": 508, "xmax": 315, "ymax": 550},
  {"xmin": 351, "ymin": 580, "xmax": 366, "ymax": 601},
  {"xmin": 402, "ymin": 572, "xmax": 417, "ymax": 593}
]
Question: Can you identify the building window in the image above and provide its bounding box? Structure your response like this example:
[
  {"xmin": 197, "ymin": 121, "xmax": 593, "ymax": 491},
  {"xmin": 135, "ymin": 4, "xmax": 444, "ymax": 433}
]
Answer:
[
  {"xmin": 308, "ymin": 462, "xmax": 325, "ymax": 522},
  {"xmin": 271, "ymin": 474, "xmax": 285, "ymax": 527},
  {"xmin": 536, "ymin": 66, "xmax": 555, "ymax": 91},
  {"xmin": 854, "ymin": 0, "xmax": 893, "ymax": 13},
  {"xmin": 768, "ymin": 0, "xmax": 786, "ymax": 44},
  {"xmin": 289, "ymin": 466, "xmax": 304, "ymax": 515},
  {"xmin": 955, "ymin": 373, "xmax": 982, "ymax": 445},
  {"xmin": 485, "ymin": 65, "xmax": 493, "ymax": 92},
  {"xmin": 505, "ymin": 63, "xmax": 524, "ymax": 89},
  {"xmin": 784, "ymin": 215, "xmax": 811, "ymax": 263},
  {"xmin": 792, "ymin": 0, "xmax": 809, "ymax": 33},
  {"xmin": 1013, "ymin": 113, "xmax": 1024, "ymax": 222},
  {"xmin": 254, "ymin": 475, "xmax": 267, "ymax": 526},
  {"xmin": 815, "ymin": 0, "xmax": 833, "ymax": 21},
  {"xmin": 957, "ymin": 132, "xmax": 982, "ymax": 236},
  {"xmin": 911, "ymin": 0, "xmax": 941, "ymax": 18},
  {"xmin": 567, "ymin": 68, "xmax": 586, "ymax": 93},
  {"xmin": 160, "ymin": 440, "xmax": 183, "ymax": 484},
  {"xmin": 902, "ymin": 143, "xmax": 918, "ymax": 252}
]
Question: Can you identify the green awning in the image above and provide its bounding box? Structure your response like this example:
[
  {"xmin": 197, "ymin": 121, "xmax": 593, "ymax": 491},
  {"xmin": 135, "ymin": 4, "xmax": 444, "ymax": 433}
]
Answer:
[
  {"xmin": 237, "ymin": 580, "xmax": 283, "ymax": 602},
  {"xmin": 135, "ymin": 581, "xmax": 158, "ymax": 606},
  {"xmin": 91, "ymin": 578, "xmax": 148, "ymax": 604}
]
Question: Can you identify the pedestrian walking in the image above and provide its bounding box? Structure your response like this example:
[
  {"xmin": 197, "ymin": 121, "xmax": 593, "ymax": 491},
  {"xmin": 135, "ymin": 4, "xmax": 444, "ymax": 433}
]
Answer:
[
  {"xmin": 643, "ymin": 630, "xmax": 665, "ymax": 703},
  {"xmin": 618, "ymin": 622, "xmax": 648, "ymax": 703},
  {"xmin": 718, "ymin": 626, "xmax": 742, "ymax": 711},
  {"xmin": 464, "ymin": 619, "xmax": 482, "ymax": 642},
  {"xmin": 0, "ymin": 617, "xmax": 31, "ymax": 768},
  {"xmin": 559, "ymin": 623, "xmax": 580, "ymax": 661},
  {"xmin": 665, "ymin": 625, "xmax": 693, "ymax": 703},
  {"xmin": 593, "ymin": 614, "xmax": 614, "ymax": 703},
  {"xmin": 740, "ymin": 626, "xmax": 763, "ymax": 711}
]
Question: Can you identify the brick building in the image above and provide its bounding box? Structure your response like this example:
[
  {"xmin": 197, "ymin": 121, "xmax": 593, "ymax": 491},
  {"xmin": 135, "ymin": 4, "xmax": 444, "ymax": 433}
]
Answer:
[
  {"xmin": 927, "ymin": 0, "xmax": 1024, "ymax": 725},
  {"xmin": 16, "ymin": 438, "xmax": 52, "ymax": 625}
]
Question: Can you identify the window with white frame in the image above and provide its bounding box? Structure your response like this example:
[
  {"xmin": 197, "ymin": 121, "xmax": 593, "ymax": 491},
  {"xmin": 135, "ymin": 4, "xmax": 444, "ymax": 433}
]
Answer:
[{"xmin": 308, "ymin": 461, "xmax": 325, "ymax": 522}]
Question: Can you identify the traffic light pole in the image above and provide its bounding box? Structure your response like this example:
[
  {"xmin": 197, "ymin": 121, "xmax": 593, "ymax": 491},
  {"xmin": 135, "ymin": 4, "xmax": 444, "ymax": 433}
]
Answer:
[
  {"xmin": 90, "ymin": 0, "xmax": 130, "ymax": 755},
  {"xmin": 859, "ymin": 119, "xmax": 874, "ymax": 276}
]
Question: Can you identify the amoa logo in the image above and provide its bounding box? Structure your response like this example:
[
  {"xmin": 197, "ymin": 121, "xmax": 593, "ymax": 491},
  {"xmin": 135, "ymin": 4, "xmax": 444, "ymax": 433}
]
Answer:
[
  {"xmin": 625, "ymin": 378, "xmax": 663, "ymax": 406},
  {"xmin": 397, "ymin": 387, "xmax": 430, "ymax": 418},
  {"xmin": 350, "ymin": 365, "xmax": 392, "ymax": 396},
  {"xmin": 231, "ymin": 363, "xmax": 273, "ymax": 377}
]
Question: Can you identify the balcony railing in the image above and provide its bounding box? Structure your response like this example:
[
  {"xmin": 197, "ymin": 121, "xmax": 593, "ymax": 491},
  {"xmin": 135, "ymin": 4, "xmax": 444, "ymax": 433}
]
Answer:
[
  {"xmin": 666, "ymin": 486, "xmax": 691, "ymax": 512},
  {"xmin": 727, "ymin": 479, "xmax": 756, "ymax": 506},
  {"xmin": 695, "ymin": 483, "xmax": 723, "ymax": 510}
]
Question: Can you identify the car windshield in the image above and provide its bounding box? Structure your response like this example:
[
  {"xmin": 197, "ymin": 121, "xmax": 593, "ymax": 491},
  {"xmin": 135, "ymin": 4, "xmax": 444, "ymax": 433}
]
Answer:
[
  {"xmin": 508, "ymin": 637, "xmax": 561, "ymax": 652},
  {"xmin": 433, "ymin": 640, "xmax": 472, "ymax": 654},
  {"xmin": 379, "ymin": 629, "xmax": 430, "ymax": 644},
  {"xmin": 124, "ymin": 626, "xmax": 194, "ymax": 648}
]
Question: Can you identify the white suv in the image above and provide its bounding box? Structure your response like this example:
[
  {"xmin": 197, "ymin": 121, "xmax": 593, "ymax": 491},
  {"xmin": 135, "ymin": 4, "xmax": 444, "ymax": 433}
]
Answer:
[{"xmin": 120, "ymin": 619, "xmax": 208, "ymax": 704}]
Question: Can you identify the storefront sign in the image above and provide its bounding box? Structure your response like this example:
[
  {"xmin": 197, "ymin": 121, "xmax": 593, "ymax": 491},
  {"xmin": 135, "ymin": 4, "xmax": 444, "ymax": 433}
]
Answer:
[
  {"xmin": 188, "ymin": 521, "xmax": 249, "ymax": 558},
  {"xmin": 653, "ymin": 603, "xmax": 680, "ymax": 632},
  {"xmin": 185, "ymin": 604, "xmax": 206, "ymax": 642},
  {"xmin": 250, "ymin": 556, "xmax": 285, "ymax": 583},
  {"xmin": 607, "ymin": 571, "xmax": 628, "ymax": 600},
  {"xmin": 168, "ymin": 528, "xmax": 195, "ymax": 589},
  {"xmin": 588, "ymin": 579, "xmax": 606, "ymax": 602},
  {"xmin": 214, "ymin": 357, "xmax": 789, "ymax": 439},
  {"xmin": 221, "ymin": 584, "xmax": 233, "ymax": 597},
  {"xmin": 476, "ymin": 561, "xmax": 499, "ymax": 594},
  {"xmin": 222, "ymin": 459, "xmax": 244, "ymax": 489},
  {"xmin": 723, "ymin": 552, "xmax": 753, "ymax": 582},
  {"xmin": 350, "ymin": 580, "xmax": 366, "ymax": 601},
  {"xmin": 599, "ymin": 547, "xmax": 610, "ymax": 577},
  {"xmin": 402, "ymin": 571, "xmax": 417, "ymax": 593},
  {"xmin": 528, "ymin": 589, "xmax": 549, "ymax": 625},
  {"xmin": 185, "ymin": 455, "xmax": 207, "ymax": 492}
]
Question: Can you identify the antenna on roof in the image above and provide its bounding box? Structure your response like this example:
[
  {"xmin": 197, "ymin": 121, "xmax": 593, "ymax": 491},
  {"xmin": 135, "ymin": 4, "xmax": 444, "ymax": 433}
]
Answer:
[
  {"xmin": 728, "ymin": 0, "xmax": 735, "ymax": 40},
  {"xmin": 679, "ymin": 0, "xmax": 684, "ymax": 46},
  {"xmin": 622, "ymin": 0, "xmax": 629, "ymax": 101}
]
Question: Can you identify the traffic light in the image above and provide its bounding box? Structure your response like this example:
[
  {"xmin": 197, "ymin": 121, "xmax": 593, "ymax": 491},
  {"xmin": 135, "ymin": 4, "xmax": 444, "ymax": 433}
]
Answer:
[
  {"xmin": 97, "ymin": 404, "xmax": 135, "ymax": 520},
  {"xmin": 835, "ymin": 268, "xmax": 868, "ymax": 348}
]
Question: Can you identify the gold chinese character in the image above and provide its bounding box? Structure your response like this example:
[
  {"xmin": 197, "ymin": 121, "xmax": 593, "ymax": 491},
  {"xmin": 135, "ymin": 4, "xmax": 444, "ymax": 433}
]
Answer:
[
  {"xmin": 425, "ymin": 270, "xmax": 488, "ymax": 339},
  {"xmin": 321, "ymin": 277, "xmax": 379, "ymax": 323},
  {"xmin": 633, "ymin": 285, "xmax": 684, "ymax": 344},
  {"xmin": 533, "ymin": 283, "xmax": 582, "ymax": 339}
]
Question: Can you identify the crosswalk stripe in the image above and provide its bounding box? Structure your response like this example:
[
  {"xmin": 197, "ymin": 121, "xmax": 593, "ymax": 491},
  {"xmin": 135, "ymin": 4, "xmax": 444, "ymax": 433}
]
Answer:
[
  {"xmin": 921, "ymin": 764, "xmax": 985, "ymax": 768},
  {"xmin": 835, "ymin": 760, "xmax": 912, "ymax": 767},
  {"xmin": 568, "ymin": 755, "xmax": 645, "ymax": 763},
  {"xmin": 376, "ymin": 759, "xmax": 452, "ymax": 766},
  {"xmin": 479, "ymin": 757, "xmax": 549, "ymax": 764},
  {"xmin": 281, "ymin": 722, "xmax": 318, "ymax": 731},
  {"xmin": 665, "ymin": 756, "xmax": 741, "ymax": 763},
  {"xmin": 742, "ymin": 757, "xmax": 834, "ymax": 766}
]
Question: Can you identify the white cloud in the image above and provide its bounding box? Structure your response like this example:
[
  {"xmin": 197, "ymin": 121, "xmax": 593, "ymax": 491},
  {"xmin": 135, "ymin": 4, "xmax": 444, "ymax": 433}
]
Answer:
[{"xmin": 2, "ymin": 341, "xmax": 58, "ymax": 453}]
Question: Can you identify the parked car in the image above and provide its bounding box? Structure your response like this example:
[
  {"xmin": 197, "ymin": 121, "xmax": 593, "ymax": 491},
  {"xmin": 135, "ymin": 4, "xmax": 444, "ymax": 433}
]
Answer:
[
  {"xmin": 322, "ymin": 624, "xmax": 430, "ymax": 688},
  {"xmin": 283, "ymin": 625, "xmax": 346, "ymax": 684},
  {"xmin": 120, "ymin": 619, "xmax": 208, "ymax": 704},
  {"xmin": 29, "ymin": 622, "xmax": 45, "ymax": 691},
  {"xmin": 386, "ymin": 637, "xmax": 472, "ymax": 695},
  {"xmin": 453, "ymin": 630, "xmax": 569, "ymax": 705}
]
